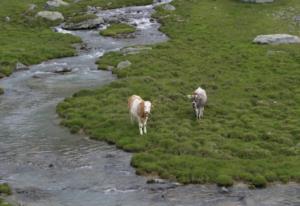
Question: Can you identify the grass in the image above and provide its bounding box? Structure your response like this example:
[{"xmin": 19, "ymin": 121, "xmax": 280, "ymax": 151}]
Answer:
[
  {"xmin": 100, "ymin": 23, "xmax": 136, "ymax": 37},
  {"xmin": 0, "ymin": 184, "xmax": 11, "ymax": 196},
  {"xmin": 0, "ymin": 199, "xmax": 12, "ymax": 206},
  {"xmin": 0, "ymin": 184, "xmax": 12, "ymax": 206},
  {"xmin": 58, "ymin": 0, "xmax": 300, "ymax": 187}
]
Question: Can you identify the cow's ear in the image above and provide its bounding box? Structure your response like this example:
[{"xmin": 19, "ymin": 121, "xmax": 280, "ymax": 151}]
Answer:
[{"xmin": 187, "ymin": 95, "xmax": 193, "ymax": 99}]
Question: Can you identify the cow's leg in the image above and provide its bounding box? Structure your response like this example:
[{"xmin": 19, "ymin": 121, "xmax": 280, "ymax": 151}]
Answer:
[
  {"xmin": 130, "ymin": 113, "xmax": 134, "ymax": 124},
  {"xmin": 194, "ymin": 108, "xmax": 198, "ymax": 118},
  {"xmin": 197, "ymin": 108, "xmax": 201, "ymax": 119},
  {"xmin": 139, "ymin": 122, "xmax": 143, "ymax": 135},
  {"xmin": 143, "ymin": 119, "xmax": 148, "ymax": 134},
  {"xmin": 200, "ymin": 107, "xmax": 204, "ymax": 118},
  {"xmin": 143, "ymin": 123, "xmax": 147, "ymax": 134}
]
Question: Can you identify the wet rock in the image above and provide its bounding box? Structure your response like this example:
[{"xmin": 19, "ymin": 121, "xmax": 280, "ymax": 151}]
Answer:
[
  {"xmin": 53, "ymin": 67, "xmax": 72, "ymax": 74},
  {"xmin": 241, "ymin": 0, "xmax": 274, "ymax": 3},
  {"xmin": 36, "ymin": 11, "xmax": 64, "ymax": 21},
  {"xmin": 63, "ymin": 17, "xmax": 104, "ymax": 30},
  {"xmin": 220, "ymin": 186, "xmax": 230, "ymax": 193},
  {"xmin": 105, "ymin": 153, "xmax": 115, "ymax": 158},
  {"xmin": 45, "ymin": 0, "xmax": 69, "ymax": 8},
  {"xmin": 147, "ymin": 178, "xmax": 167, "ymax": 184},
  {"xmin": 48, "ymin": 163, "xmax": 54, "ymax": 168},
  {"xmin": 15, "ymin": 187, "xmax": 52, "ymax": 200},
  {"xmin": 254, "ymin": 34, "xmax": 300, "ymax": 44},
  {"xmin": 117, "ymin": 60, "xmax": 131, "ymax": 69},
  {"xmin": 15, "ymin": 62, "xmax": 29, "ymax": 71},
  {"xmin": 162, "ymin": 4, "xmax": 176, "ymax": 11},
  {"xmin": 147, "ymin": 182, "xmax": 179, "ymax": 191}
]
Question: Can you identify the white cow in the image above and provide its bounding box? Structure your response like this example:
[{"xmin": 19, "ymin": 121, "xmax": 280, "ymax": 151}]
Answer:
[
  {"xmin": 188, "ymin": 87, "xmax": 207, "ymax": 119},
  {"xmin": 128, "ymin": 95, "xmax": 152, "ymax": 135}
]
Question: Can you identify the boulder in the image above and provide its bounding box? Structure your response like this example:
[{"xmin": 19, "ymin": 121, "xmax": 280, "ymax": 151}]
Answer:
[
  {"xmin": 45, "ymin": 0, "xmax": 69, "ymax": 8},
  {"xmin": 241, "ymin": 0, "xmax": 274, "ymax": 3},
  {"xmin": 15, "ymin": 62, "xmax": 29, "ymax": 71},
  {"xmin": 121, "ymin": 46, "xmax": 152, "ymax": 55},
  {"xmin": 36, "ymin": 11, "xmax": 64, "ymax": 21},
  {"xmin": 63, "ymin": 17, "xmax": 104, "ymax": 30},
  {"xmin": 162, "ymin": 4, "xmax": 176, "ymax": 11},
  {"xmin": 117, "ymin": 60, "xmax": 131, "ymax": 69},
  {"xmin": 253, "ymin": 34, "xmax": 300, "ymax": 44}
]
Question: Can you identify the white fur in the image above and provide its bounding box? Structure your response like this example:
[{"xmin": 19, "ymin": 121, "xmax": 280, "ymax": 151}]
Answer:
[
  {"xmin": 128, "ymin": 95, "xmax": 152, "ymax": 135},
  {"xmin": 190, "ymin": 87, "xmax": 207, "ymax": 119}
]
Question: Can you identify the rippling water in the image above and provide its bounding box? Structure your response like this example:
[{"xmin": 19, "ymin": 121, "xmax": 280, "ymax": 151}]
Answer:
[{"xmin": 0, "ymin": 1, "xmax": 299, "ymax": 205}]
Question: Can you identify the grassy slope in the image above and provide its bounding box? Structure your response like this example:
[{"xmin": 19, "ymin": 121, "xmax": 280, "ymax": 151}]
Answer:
[
  {"xmin": 0, "ymin": 0, "xmax": 80, "ymax": 76},
  {"xmin": 0, "ymin": 0, "xmax": 152, "ymax": 77},
  {"xmin": 100, "ymin": 23, "xmax": 136, "ymax": 37},
  {"xmin": 57, "ymin": 0, "xmax": 300, "ymax": 187}
]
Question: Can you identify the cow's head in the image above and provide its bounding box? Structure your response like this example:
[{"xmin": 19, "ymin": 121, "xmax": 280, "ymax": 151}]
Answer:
[
  {"xmin": 144, "ymin": 101, "xmax": 152, "ymax": 117},
  {"xmin": 187, "ymin": 94, "xmax": 197, "ymax": 109}
]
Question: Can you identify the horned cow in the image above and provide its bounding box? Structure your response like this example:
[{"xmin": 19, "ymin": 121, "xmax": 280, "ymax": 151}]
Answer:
[{"xmin": 128, "ymin": 95, "xmax": 152, "ymax": 135}]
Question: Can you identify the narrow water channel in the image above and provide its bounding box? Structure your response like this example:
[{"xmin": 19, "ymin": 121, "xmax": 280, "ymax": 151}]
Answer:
[{"xmin": 0, "ymin": 1, "xmax": 299, "ymax": 205}]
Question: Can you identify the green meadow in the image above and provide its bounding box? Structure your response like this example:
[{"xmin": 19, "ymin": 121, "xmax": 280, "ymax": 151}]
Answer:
[{"xmin": 57, "ymin": 0, "xmax": 300, "ymax": 187}]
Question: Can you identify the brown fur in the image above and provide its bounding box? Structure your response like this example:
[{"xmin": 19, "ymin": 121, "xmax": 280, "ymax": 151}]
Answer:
[
  {"xmin": 128, "ymin": 95, "xmax": 142, "ymax": 109},
  {"xmin": 138, "ymin": 101, "xmax": 146, "ymax": 119}
]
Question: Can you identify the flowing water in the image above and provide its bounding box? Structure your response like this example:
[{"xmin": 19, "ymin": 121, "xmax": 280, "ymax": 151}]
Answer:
[{"xmin": 0, "ymin": 1, "xmax": 299, "ymax": 205}]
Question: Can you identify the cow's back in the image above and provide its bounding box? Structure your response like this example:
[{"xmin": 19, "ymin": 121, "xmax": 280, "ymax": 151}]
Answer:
[
  {"xmin": 128, "ymin": 95, "xmax": 143, "ymax": 117},
  {"xmin": 128, "ymin": 95, "xmax": 142, "ymax": 109},
  {"xmin": 194, "ymin": 87, "xmax": 207, "ymax": 105}
]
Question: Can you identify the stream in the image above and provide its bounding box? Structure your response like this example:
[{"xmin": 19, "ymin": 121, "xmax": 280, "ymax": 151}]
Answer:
[{"xmin": 0, "ymin": 0, "xmax": 299, "ymax": 205}]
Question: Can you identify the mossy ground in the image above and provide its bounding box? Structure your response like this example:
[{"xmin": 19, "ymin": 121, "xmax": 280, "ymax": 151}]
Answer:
[
  {"xmin": 0, "ymin": 184, "xmax": 12, "ymax": 206},
  {"xmin": 57, "ymin": 0, "xmax": 299, "ymax": 186},
  {"xmin": 0, "ymin": 0, "xmax": 152, "ymax": 78},
  {"xmin": 0, "ymin": 184, "xmax": 11, "ymax": 196},
  {"xmin": 100, "ymin": 23, "xmax": 136, "ymax": 37}
]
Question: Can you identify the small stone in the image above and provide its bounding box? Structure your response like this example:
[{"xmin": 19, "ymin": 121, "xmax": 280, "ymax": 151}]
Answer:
[
  {"xmin": 15, "ymin": 62, "xmax": 29, "ymax": 71},
  {"xmin": 220, "ymin": 186, "xmax": 230, "ymax": 193},
  {"xmin": 5, "ymin": 16, "xmax": 10, "ymax": 22},
  {"xmin": 254, "ymin": 34, "xmax": 300, "ymax": 44},
  {"xmin": 294, "ymin": 15, "xmax": 300, "ymax": 22},
  {"xmin": 36, "ymin": 11, "xmax": 64, "ymax": 21},
  {"xmin": 45, "ymin": 0, "xmax": 69, "ymax": 8},
  {"xmin": 63, "ymin": 17, "xmax": 104, "ymax": 30},
  {"xmin": 117, "ymin": 60, "xmax": 131, "ymax": 69},
  {"xmin": 162, "ymin": 4, "xmax": 176, "ymax": 11},
  {"xmin": 241, "ymin": 0, "xmax": 274, "ymax": 3}
]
